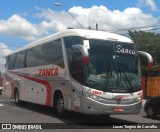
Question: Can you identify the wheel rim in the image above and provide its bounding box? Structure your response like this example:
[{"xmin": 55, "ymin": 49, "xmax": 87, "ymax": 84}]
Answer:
[
  {"xmin": 147, "ymin": 107, "xmax": 153, "ymax": 117},
  {"xmin": 57, "ymin": 98, "xmax": 64, "ymax": 113}
]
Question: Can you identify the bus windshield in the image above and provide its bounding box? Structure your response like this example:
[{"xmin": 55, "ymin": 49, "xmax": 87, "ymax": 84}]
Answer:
[{"xmin": 86, "ymin": 39, "xmax": 141, "ymax": 93}]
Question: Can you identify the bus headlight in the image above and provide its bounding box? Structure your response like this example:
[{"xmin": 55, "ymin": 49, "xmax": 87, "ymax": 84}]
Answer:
[
  {"xmin": 90, "ymin": 95, "xmax": 97, "ymax": 100},
  {"xmin": 89, "ymin": 94, "xmax": 103, "ymax": 102}
]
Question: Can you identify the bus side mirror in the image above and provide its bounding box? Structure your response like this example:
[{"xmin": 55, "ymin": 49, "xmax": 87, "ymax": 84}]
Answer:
[
  {"xmin": 137, "ymin": 51, "xmax": 153, "ymax": 70},
  {"xmin": 71, "ymin": 51, "xmax": 83, "ymax": 74},
  {"xmin": 72, "ymin": 44, "xmax": 89, "ymax": 64},
  {"xmin": 71, "ymin": 50, "xmax": 84, "ymax": 84}
]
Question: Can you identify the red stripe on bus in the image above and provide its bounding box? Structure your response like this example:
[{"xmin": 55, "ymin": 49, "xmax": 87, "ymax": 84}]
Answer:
[{"xmin": 12, "ymin": 73, "xmax": 52, "ymax": 106}]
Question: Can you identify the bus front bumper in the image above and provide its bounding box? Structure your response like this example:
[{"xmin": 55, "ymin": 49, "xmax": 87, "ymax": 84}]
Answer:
[{"xmin": 82, "ymin": 97, "xmax": 142, "ymax": 115}]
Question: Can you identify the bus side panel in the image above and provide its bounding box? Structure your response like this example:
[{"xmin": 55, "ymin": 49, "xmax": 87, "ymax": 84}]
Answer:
[
  {"xmin": 4, "ymin": 66, "xmax": 69, "ymax": 108},
  {"xmin": 19, "ymin": 77, "xmax": 28, "ymax": 101},
  {"xmin": 4, "ymin": 79, "xmax": 12, "ymax": 98},
  {"xmin": 4, "ymin": 73, "xmax": 14, "ymax": 98},
  {"xmin": 26, "ymin": 80, "xmax": 38, "ymax": 104},
  {"xmin": 37, "ymin": 82, "xmax": 48, "ymax": 105},
  {"xmin": 13, "ymin": 72, "xmax": 52, "ymax": 106}
]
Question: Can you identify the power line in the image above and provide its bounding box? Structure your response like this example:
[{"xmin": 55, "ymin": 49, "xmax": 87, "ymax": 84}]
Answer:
[
  {"xmin": 101, "ymin": 24, "xmax": 160, "ymax": 32},
  {"xmin": 140, "ymin": 27, "xmax": 160, "ymax": 32},
  {"xmin": 54, "ymin": 3, "xmax": 84, "ymax": 29}
]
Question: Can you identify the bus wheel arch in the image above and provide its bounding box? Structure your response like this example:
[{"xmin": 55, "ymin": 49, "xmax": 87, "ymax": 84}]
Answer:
[{"xmin": 53, "ymin": 90, "xmax": 66, "ymax": 116}]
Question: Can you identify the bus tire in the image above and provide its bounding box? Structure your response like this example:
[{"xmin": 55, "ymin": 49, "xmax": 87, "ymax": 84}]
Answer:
[
  {"xmin": 54, "ymin": 93, "xmax": 66, "ymax": 116},
  {"xmin": 146, "ymin": 105, "xmax": 157, "ymax": 119},
  {"xmin": 14, "ymin": 89, "xmax": 21, "ymax": 105}
]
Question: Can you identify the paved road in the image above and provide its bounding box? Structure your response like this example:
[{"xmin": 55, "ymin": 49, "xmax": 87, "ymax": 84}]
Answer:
[{"xmin": 0, "ymin": 94, "xmax": 160, "ymax": 131}]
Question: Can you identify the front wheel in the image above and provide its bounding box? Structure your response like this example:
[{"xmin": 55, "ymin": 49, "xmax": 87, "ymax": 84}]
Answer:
[
  {"xmin": 54, "ymin": 94, "xmax": 66, "ymax": 116},
  {"xmin": 146, "ymin": 105, "xmax": 157, "ymax": 119}
]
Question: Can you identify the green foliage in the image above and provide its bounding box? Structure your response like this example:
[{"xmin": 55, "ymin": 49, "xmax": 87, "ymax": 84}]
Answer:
[{"xmin": 128, "ymin": 30, "xmax": 160, "ymax": 67}]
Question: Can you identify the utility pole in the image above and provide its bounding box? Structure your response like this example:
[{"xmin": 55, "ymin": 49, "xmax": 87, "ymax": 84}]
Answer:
[{"xmin": 96, "ymin": 23, "xmax": 98, "ymax": 30}]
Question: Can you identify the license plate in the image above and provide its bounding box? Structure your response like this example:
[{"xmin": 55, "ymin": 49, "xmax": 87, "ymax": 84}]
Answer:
[{"xmin": 114, "ymin": 107, "xmax": 124, "ymax": 112}]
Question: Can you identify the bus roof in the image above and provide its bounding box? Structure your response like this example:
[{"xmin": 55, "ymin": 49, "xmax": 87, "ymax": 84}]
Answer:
[{"xmin": 9, "ymin": 29, "xmax": 133, "ymax": 55}]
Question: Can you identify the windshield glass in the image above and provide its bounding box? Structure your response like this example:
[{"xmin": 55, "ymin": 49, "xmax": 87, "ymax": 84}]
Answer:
[{"xmin": 86, "ymin": 39, "xmax": 141, "ymax": 93}]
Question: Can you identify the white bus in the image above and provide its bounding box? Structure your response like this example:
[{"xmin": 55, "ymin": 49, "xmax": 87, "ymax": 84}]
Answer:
[{"xmin": 4, "ymin": 29, "xmax": 153, "ymax": 116}]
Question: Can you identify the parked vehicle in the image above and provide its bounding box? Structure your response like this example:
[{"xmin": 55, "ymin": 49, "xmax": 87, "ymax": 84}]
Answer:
[{"xmin": 144, "ymin": 97, "xmax": 160, "ymax": 118}]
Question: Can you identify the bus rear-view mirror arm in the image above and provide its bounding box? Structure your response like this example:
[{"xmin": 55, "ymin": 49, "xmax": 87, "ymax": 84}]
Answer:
[{"xmin": 137, "ymin": 51, "xmax": 153, "ymax": 70}]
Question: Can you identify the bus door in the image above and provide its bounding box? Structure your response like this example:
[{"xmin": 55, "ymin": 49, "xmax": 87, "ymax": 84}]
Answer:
[{"xmin": 69, "ymin": 44, "xmax": 88, "ymax": 112}]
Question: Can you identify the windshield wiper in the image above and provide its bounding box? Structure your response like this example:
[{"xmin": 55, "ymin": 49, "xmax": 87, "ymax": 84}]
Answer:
[
  {"xmin": 104, "ymin": 58, "xmax": 113, "ymax": 91},
  {"xmin": 117, "ymin": 61, "xmax": 134, "ymax": 93}
]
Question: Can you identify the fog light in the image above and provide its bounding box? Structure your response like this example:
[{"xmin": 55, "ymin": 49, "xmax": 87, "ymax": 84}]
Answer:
[{"xmin": 135, "ymin": 97, "xmax": 141, "ymax": 101}]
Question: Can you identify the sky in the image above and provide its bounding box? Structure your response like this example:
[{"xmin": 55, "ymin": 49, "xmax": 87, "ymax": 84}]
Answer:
[{"xmin": 0, "ymin": 0, "xmax": 160, "ymax": 71}]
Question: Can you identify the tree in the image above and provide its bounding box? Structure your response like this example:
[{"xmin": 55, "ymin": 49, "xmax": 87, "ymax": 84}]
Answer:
[{"xmin": 128, "ymin": 30, "xmax": 160, "ymax": 66}]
